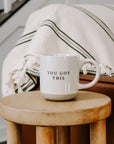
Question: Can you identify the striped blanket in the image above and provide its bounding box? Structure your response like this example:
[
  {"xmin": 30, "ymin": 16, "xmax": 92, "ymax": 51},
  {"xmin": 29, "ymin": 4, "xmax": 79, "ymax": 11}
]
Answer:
[{"xmin": 2, "ymin": 4, "xmax": 114, "ymax": 97}]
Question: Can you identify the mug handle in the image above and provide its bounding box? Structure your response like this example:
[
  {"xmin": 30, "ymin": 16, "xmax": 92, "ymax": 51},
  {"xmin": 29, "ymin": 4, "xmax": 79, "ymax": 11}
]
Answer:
[{"xmin": 79, "ymin": 59, "xmax": 100, "ymax": 89}]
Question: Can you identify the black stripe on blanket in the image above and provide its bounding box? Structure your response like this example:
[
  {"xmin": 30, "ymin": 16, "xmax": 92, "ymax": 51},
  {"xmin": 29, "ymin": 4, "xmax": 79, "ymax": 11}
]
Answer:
[
  {"xmin": 15, "ymin": 30, "xmax": 37, "ymax": 47},
  {"xmin": 15, "ymin": 69, "xmax": 40, "ymax": 93},
  {"xmin": 42, "ymin": 19, "xmax": 95, "ymax": 59},
  {"xmin": 42, "ymin": 24, "xmax": 87, "ymax": 58},
  {"xmin": 72, "ymin": 5, "xmax": 114, "ymax": 42},
  {"xmin": 41, "ymin": 20, "xmax": 95, "ymax": 59},
  {"xmin": 14, "ymin": 18, "xmax": 95, "ymax": 59},
  {"xmin": 15, "ymin": 39, "xmax": 32, "ymax": 47},
  {"xmin": 20, "ymin": 30, "xmax": 37, "ymax": 38},
  {"xmin": 26, "ymin": 68, "xmax": 40, "ymax": 77},
  {"xmin": 25, "ymin": 68, "xmax": 40, "ymax": 91}
]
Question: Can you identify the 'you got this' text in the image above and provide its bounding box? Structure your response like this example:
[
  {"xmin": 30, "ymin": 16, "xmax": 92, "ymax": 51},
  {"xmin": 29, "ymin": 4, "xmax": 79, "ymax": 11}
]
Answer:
[{"xmin": 47, "ymin": 71, "xmax": 70, "ymax": 80}]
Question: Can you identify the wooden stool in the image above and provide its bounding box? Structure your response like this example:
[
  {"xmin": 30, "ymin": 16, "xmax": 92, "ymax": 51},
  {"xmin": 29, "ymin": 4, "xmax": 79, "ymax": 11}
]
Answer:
[{"xmin": 0, "ymin": 91, "xmax": 111, "ymax": 144}]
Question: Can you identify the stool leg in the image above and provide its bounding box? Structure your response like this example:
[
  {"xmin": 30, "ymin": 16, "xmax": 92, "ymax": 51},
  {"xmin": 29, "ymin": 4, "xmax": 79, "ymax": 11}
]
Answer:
[
  {"xmin": 90, "ymin": 119, "xmax": 106, "ymax": 144},
  {"xmin": 36, "ymin": 126, "xmax": 55, "ymax": 144},
  {"xmin": 7, "ymin": 121, "xmax": 22, "ymax": 144},
  {"xmin": 56, "ymin": 126, "xmax": 70, "ymax": 144}
]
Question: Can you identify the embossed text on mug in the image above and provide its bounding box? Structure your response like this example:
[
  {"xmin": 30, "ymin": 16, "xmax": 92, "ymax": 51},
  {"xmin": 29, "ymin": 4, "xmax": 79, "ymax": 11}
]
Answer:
[{"xmin": 47, "ymin": 71, "xmax": 70, "ymax": 80}]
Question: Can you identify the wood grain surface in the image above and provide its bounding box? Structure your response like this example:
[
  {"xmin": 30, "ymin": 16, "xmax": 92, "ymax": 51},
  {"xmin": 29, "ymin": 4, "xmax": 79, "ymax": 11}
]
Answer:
[{"xmin": 0, "ymin": 91, "xmax": 111, "ymax": 126}]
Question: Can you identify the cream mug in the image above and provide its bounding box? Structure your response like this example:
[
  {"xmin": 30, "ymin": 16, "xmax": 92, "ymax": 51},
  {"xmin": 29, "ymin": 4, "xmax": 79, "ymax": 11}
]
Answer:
[{"xmin": 40, "ymin": 54, "xmax": 100, "ymax": 100}]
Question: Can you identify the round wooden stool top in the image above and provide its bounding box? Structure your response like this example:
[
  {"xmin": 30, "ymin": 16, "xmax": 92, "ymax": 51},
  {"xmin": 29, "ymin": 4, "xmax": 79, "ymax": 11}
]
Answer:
[{"xmin": 0, "ymin": 91, "xmax": 111, "ymax": 126}]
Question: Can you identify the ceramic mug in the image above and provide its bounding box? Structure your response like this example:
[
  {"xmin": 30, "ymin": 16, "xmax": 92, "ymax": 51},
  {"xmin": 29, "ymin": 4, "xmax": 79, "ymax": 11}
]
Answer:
[{"xmin": 40, "ymin": 54, "xmax": 100, "ymax": 100}]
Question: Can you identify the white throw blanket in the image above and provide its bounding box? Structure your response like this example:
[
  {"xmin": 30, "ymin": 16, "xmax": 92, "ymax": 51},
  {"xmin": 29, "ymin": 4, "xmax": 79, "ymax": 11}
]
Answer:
[{"xmin": 2, "ymin": 4, "xmax": 114, "ymax": 97}]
